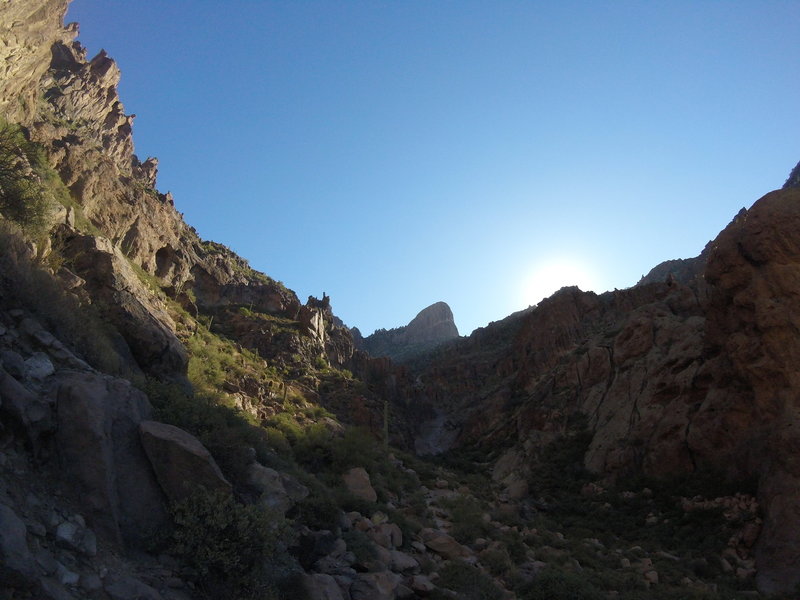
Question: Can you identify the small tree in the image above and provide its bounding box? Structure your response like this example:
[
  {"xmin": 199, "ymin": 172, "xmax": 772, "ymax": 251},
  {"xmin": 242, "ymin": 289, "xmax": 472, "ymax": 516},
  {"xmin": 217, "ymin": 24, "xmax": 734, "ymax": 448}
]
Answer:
[{"xmin": 0, "ymin": 121, "xmax": 51, "ymax": 234}]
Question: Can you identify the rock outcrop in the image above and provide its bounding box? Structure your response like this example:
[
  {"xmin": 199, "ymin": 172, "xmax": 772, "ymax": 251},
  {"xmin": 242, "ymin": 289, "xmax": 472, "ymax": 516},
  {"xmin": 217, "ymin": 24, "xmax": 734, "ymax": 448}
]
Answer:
[{"xmin": 358, "ymin": 301, "xmax": 460, "ymax": 363}]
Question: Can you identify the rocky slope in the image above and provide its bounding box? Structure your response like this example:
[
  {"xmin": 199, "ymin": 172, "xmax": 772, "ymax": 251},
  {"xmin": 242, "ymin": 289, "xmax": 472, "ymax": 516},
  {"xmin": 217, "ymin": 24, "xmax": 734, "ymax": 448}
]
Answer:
[{"xmin": 358, "ymin": 301, "xmax": 460, "ymax": 363}]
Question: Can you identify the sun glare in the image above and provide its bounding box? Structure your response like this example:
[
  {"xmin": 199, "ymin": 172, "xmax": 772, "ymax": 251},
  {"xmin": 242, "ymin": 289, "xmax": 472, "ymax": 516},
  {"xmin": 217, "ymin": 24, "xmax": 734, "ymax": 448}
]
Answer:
[{"xmin": 520, "ymin": 258, "xmax": 601, "ymax": 307}]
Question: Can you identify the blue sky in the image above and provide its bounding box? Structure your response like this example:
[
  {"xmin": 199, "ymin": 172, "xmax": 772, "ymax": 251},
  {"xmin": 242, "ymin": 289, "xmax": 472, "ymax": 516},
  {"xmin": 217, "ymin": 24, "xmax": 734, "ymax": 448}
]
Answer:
[{"xmin": 66, "ymin": 1, "xmax": 800, "ymax": 336}]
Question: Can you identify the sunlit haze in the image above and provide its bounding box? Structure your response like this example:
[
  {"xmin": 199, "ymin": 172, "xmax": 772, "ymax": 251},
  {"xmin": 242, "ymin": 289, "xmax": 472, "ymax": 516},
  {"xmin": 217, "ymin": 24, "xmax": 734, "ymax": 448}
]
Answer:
[
  {"xmin": 66, "ymin": 1, "xmax": 800, "ymax": 335},
  {"xmin": 519, "ymin": 258, "xmax": 604, "ymax": 308}
]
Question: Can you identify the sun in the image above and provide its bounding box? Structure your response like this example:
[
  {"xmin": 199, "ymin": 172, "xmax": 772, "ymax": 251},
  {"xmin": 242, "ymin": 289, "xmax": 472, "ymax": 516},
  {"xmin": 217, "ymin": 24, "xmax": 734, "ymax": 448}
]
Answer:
[{"xmin": 519, "ymin": 258, "xmax": 601, "ymax": 307}]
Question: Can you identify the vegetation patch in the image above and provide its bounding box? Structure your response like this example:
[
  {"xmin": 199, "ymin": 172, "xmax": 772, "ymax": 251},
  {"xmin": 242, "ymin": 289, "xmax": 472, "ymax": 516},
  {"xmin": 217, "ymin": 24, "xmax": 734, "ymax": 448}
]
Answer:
[{"xmin": 168, "ymin": 489, "xmax": 295, "ymax": 599}]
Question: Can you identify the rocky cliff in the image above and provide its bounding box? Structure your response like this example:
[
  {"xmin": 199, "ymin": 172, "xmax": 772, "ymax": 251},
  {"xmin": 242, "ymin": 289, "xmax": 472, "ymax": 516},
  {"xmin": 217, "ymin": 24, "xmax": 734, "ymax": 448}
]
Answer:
[
  {"xmin": 358, "ymin": 301, "xmax": 460, "ymax": 363},
  {"xmin": 411, "ymin": 187, "xmax": 800, "ymax": 593}
]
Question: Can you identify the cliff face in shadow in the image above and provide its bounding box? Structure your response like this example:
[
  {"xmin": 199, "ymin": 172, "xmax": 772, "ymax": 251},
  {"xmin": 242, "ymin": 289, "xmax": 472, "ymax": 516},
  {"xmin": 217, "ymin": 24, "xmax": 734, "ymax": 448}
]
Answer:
[{"xmin": 410, "ymin": 188, "xmax": 800, "ymax": 593}]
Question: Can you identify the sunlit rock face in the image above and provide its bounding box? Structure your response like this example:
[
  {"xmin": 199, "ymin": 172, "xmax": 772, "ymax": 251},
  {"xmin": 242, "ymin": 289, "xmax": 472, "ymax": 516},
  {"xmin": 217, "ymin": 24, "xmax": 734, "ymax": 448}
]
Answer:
[{"xmin": 0, "ymin": 0, "xmax": 71, "ymax": 123}]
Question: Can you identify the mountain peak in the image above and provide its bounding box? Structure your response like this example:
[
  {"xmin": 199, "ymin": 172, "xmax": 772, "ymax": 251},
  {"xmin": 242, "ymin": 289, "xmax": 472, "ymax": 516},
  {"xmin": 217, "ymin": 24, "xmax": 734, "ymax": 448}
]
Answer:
[
  {"xmin": 357, "ymin": 301, "xmax": 460, "ymax": 362},
  {"xmin": 405, "ymin": 301, "xmax": 459, "ymax": 344}
]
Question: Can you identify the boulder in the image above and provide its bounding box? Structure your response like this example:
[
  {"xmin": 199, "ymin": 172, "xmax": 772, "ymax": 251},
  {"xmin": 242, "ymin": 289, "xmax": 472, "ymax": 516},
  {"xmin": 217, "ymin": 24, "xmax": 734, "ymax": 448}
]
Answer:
[
  {"xmin": 24, "ymin": 352, "xmax": 54, "ymax": 380},
  {"xmin": 55, "ymin": 372, "xmax": 167, "ymax": 546},
  {"xmin": 350, "ymin": 572, "xmax": 401, "ymax": 600},
  {"xmin": 303, "ymin": 573, "xmax": 345, "ymax": 600},
  {"xmin": 389, "ymin": 549, "xmax": 419, "ymax": 573},
  {"xmin": 139, "ymin": 420, "xmax": 231, "ymax": 503},
  {"xmin": 410, "ymin": 574, "xmax": 436, "ymax": 595},
  {"xmin": 0, "ymin": 503, "xmax": 37, "ymax": 587},
  {"xmin": 369, "ymin": 522, "xmax": 403, "ymax": 549},
  {"xmin": 55, "ymin": 519, "xmax": 97, "ymax": 556},
  {"xmin": 420, "ymin": 529, "xmax": 472, "ymax": 560},
  {"xmin": 0, "ymin": 349, "xmax": 26, "ymax": 379},
  {"xmin": 343, "ymin": 467, "xmax": 377, "ymax": 503},
  {"xmin": 0, "ymin": 366, "xmax": 53, "ymax": 448},
  {"xmin": 246, "ymin": 462, "xmax": 308, "ymax": 513}
]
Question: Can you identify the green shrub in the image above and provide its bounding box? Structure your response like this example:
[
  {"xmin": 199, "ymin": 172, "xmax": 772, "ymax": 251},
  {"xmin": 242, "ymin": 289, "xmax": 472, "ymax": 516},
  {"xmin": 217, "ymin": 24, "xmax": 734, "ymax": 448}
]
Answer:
[
  {"xmin": 342, "ymin": 529, "xmax": 376, "ymax": 564},
  {"xmin": 432, "ymin": 561, "xmax": 506, "ymax": 600},
  {"xmin": 439, "ymin": 495, "xmax": 491, "ymax": 544},
  {"xmin": 169, "ymin": 489, "xmax": 292, "ymax": 597},
  {"xmin": 517, "ymin": 568, "xmax": 605, "ymax": 600},
  {"xmin": 481, "ymin": 546, "xmax": 513, "ymax": 577},
  {"xmin": 291, "ymin": 491, "xmax": 341, "ymax": 531},
  {"xmin": 330, "ymin": 426, "xmax": 381, "ymax": 473},
  {"xmin": 0, "ymin": 120, "xmax": 52, "ymax": 234}
]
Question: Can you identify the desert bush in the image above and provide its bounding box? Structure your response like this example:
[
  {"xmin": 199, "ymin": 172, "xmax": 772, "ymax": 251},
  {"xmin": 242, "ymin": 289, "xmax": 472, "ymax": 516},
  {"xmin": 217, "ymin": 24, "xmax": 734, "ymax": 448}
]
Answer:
[
  {"xmin": 481, "ymin": 546, "xmax": 513, "ymax": 577},
  {"xmin": 517, "ymin": 567, "xmax": 604, "ymax": 600},
  {"xmin": 290, "ymin": 485, "xmax": 342, "ymax": 531},
  {"xmin": 432, "ymin": 561, "xmax": 506, "ymax": 600},
  {"xmin": 439, "ymin": 495, "xmax": 491, "ymax": 544},
  {"xmin": 168, "ymin": 489, "xmax": 293, "ymax": 598},
  {"xmin": 0, "ymin": 121, "xmax": 52, "ymax": 234},
  {"xmin": 330, "ymin": 426, "xmax": 381, "ymax": 473},
  {"xmin": 342, "ymin": 529, "xmax": 376, "ymax": 564}
]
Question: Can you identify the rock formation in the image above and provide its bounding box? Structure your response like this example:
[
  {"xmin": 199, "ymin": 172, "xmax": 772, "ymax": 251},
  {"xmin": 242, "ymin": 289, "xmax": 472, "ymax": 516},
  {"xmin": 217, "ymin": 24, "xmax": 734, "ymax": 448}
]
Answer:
[{"xmin": 358, "ymin": 301, "xmax": 460, "ymax": 362}]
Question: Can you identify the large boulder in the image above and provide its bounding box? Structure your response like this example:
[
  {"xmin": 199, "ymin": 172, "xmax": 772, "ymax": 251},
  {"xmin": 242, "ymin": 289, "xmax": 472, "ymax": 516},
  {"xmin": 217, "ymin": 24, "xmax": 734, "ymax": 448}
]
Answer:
[
  {"xmin": 139, "ymin": 420, "xmax": 231, "ymax": 503},
  {"xmin": 55, "ymin": 372, "xmax": 167, "ymax": 546},
  {"xmin": 342, "ymin": 467, "xmax": 377, "ymax": 503},
  {"xmin": 419, "ymin": 528, "xmax": 472, "ymax": 560}
]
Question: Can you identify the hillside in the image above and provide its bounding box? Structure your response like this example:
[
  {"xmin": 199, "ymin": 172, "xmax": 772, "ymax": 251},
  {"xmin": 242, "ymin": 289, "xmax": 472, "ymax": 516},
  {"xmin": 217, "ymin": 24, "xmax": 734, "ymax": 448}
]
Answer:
[{"xmin": 1, "ymin": 2, "xmax": 799, "ymax": 600}]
